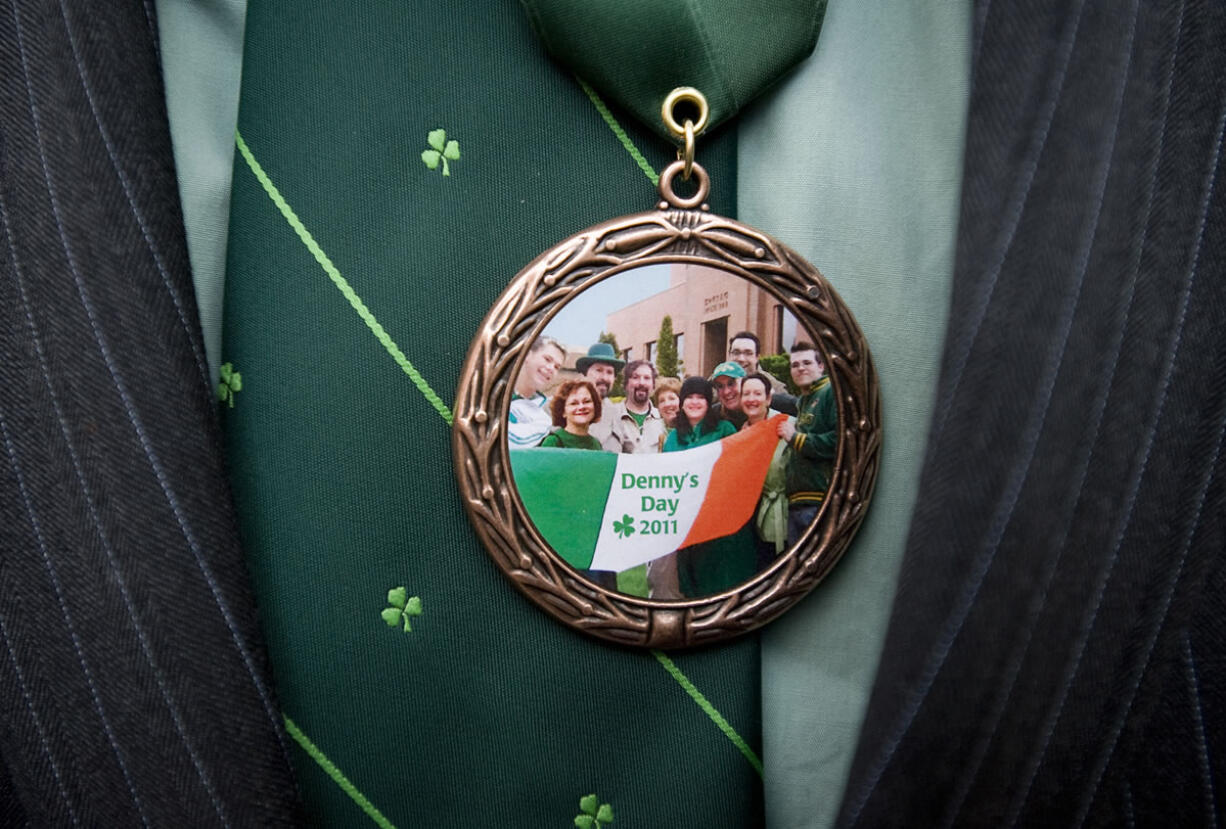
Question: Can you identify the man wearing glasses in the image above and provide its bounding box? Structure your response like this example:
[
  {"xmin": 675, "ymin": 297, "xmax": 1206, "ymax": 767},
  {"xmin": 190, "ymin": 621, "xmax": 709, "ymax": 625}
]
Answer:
[{"xmin": 728, "ymin": 331, "xmax": 796, "ymax": 414}]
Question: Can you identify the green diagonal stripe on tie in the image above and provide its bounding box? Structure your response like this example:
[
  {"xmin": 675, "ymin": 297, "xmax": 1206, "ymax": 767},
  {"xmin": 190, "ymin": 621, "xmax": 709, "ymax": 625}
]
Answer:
[
  {"xmin": 653, "ymin": 651, "xmax": 764, "ymax": 776},
  {"xmin": 578, "ymin": 78, "xmax": 659, "ymax": 186},
  {"xmin": 233, "ymin": 130, "xmax": 453, "ymax": 425},
  {"xmin": 283, "ymin": 716, "xmax": 397, "ymax": 829}
]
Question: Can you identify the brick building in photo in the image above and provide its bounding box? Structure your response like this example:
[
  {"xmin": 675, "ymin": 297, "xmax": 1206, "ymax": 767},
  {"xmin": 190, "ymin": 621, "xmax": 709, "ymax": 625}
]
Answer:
[{"xmin": 604, "ymin": 263, "xmax": 798, "ymax": 379}]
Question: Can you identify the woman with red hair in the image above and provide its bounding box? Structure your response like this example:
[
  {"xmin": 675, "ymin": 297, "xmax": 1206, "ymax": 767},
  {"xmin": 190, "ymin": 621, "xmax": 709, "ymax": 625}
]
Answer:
[{"xmin": 538, "ymin": 380, "xmax": 604, "ymax": 450}]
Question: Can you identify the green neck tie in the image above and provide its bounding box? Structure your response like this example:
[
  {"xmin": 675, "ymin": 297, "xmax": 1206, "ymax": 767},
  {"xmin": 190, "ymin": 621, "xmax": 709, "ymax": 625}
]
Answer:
[{"xmin": 222, "ymin": 3, "xmax": 768, "ymax": 824}]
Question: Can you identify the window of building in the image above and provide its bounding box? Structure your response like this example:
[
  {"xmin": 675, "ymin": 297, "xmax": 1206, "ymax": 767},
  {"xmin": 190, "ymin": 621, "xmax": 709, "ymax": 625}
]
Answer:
[
  {"xmin": 647, "ymin": 341, "xmax": 657, "ymax": 364},
  {"xmin": 700, "ymin": 317, "xmax": 727, "ymax": 377},
  {"xmin": 774, "ymin": 305, "xmax": 798, "ymax": 354}
]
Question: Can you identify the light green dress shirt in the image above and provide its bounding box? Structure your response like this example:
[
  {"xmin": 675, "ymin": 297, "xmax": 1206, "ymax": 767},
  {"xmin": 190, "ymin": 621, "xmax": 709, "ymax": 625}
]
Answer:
[{"xmin": 740, "ymin": 3, "xmax": 969, "ymax": 825}]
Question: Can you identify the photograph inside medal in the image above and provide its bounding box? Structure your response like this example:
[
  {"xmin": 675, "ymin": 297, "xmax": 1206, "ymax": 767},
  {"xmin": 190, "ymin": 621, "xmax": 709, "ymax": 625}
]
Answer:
[{"xmin": 506, "ymin": 262, "xmax": 838, "ymax": 601}]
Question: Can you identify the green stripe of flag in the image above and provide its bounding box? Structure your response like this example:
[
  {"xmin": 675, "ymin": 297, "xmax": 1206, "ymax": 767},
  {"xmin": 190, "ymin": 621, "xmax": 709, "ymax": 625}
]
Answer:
[{"xmin": 509, "ymin": 448, "xmax": 617, "ymax": 569}]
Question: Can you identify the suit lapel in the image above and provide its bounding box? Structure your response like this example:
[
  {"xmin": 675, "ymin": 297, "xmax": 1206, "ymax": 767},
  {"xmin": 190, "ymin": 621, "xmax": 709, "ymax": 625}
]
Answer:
[
  {"xmin": 0, "ymin": 0, "xmax": 301, "ymax": 822},
  {"xmin": 838, "ymin": 0, "xmax": 1226, "ymax": 825}
]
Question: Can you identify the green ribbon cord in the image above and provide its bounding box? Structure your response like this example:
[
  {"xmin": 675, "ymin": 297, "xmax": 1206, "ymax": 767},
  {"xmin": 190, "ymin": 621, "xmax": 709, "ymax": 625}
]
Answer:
[{"xmin": 521, "ymin": 0, "xmax": 827, "ymax": 139}]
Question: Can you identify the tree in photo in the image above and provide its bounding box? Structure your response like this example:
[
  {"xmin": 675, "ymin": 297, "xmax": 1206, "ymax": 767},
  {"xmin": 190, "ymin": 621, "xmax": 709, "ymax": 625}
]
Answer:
[
  {"xmin": 656, "ymin": 315, "xmax": 679, "ymax": 378},
  {"xmin": 759, "ymin": 353, "xmax": 800, "ymax": 395},
  {"xmin": 598, "ymin": 331, "xmax": 626, "ymax": 398}
]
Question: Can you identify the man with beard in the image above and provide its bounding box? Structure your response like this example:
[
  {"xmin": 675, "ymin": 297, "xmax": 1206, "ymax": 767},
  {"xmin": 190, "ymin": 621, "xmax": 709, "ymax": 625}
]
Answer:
[
  {"xmin": 574, "ymin": 342, "xmax": 625, "ymax": 451},
  {"xmin": 604, "ymin": 360, "xmax": 667, "ymax": 454}
]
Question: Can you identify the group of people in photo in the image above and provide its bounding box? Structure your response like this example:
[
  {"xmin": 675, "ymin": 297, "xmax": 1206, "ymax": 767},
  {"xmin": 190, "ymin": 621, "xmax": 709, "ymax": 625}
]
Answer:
[{"xmin": 509, "ymin": 330, "xmax": 838, "ymax": 599}]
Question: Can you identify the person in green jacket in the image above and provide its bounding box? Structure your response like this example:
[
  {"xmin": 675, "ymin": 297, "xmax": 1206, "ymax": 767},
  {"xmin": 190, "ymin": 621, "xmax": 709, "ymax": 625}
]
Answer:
[
  {"xmin": 538, "ymin": 379, "xmax": 618, "ymax": 589},
  {"xmin": 660, "ymin": 376, "xmax": 755, "ymax": 597},
  {"xmin": 539, "ymin": 379, "xmax": 604, "ymax": 451},
  {"xmin": 778, "ymin": 341, "xmax": 839, "ymax": 545},
  {"xmin": 740, "ymin": 372, "xmax": 793, "ymax": 567},
  {"xmin": 662, "ymin": 376, "xmax": 737, "ymax": 451}
]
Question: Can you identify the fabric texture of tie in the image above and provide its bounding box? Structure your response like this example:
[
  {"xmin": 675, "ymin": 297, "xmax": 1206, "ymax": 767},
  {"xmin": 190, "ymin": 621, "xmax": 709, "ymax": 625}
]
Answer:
[{"xmin": 222, "ymin": 2, "xmax": 765, "ymax": 825}]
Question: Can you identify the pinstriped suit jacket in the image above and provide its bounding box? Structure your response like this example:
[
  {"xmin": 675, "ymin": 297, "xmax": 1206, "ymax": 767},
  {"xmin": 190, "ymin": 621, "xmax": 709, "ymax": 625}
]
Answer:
[{"xmin": 1, "ymin": 0, "xmax": 1222, "ymax": 825}]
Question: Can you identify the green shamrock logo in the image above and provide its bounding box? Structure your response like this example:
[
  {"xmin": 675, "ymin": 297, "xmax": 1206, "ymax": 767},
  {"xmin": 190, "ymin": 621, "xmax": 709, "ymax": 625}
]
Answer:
[
  {"xmin": 381, "ymin": 587, "xmax": 422, "ymax": 633},
  {"xmin": 421, "ymin": 128, "xmax": 461, "ymax": 176},
  {"xmin": 217, "ymin": 362, "xmax": 242, "ymax": 408},
  {"xmin": 574, "ymin": 794, "xmax": 613, "ymax": 828},
  {"xmin": 612, "ymin": 514, "xmax": 635, "ymax": 539}
]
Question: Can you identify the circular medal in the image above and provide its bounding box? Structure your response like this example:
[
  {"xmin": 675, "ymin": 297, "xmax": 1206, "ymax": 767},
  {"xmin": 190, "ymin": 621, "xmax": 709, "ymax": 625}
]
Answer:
[{"xmin": 453, "ymin": 156, "xmax": 880, "ymax": 648}]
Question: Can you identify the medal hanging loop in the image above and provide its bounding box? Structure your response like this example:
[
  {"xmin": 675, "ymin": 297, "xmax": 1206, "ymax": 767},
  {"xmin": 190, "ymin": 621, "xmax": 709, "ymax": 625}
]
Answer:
[
  {"xmin": 660, "ymin": 86, "xmax": 710, "ymax": 134},
  {"xmin": 662, "ymin": 87, "xmax": 709, "ymax": 180},
  {"xmin": 681, "ymin": 120, "xmax": 696, "ymax": 179},
  {"xmin": 658, "ymin": 159, "xmax": 710, "ymax": 209}
]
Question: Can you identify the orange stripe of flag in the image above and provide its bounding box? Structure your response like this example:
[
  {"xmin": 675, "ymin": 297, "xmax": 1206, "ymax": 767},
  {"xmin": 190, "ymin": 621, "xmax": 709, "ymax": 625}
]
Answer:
[{"xmin": 681, "ymin": 414, "xmax": 787, "ymax": 547}]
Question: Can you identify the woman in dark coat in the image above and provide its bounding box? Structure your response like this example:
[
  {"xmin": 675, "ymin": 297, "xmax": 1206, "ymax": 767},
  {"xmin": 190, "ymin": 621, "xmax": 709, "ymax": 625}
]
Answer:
[
  {"xmin": 659, "ymin": 376, "xmax": 754, "ymax": 598},
  {"xmin": 661, "ymin": 376, "xmax": 735, "ymax": 451}
]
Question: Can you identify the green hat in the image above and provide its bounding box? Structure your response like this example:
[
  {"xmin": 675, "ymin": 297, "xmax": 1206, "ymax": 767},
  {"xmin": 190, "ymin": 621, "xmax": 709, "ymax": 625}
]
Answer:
[
  {"xmin": 709, "ymin": 361, "xmax": 746, "ymax": 381},
  {"xmin": 575, "ymin": 342, "xmax": 626, "ymax": 372}
]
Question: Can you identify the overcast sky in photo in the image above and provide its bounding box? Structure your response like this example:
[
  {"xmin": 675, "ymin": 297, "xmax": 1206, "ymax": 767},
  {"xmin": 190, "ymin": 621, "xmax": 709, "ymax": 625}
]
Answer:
[{"xmin": 543, "ymin": 263, "xmax": 671, "ymax": 349}]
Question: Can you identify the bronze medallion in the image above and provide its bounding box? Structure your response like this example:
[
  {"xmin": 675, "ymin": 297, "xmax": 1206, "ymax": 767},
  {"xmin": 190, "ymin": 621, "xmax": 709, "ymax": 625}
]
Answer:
[{"xmin": 453, "ymin": 159, "xmax": 880, "ymax": 648}]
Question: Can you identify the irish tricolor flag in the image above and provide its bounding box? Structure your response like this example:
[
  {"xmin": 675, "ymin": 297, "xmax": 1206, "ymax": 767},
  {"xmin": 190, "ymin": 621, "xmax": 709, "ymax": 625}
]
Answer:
[{"xmin": 510, "ymin": 414, "xmax": 785, "ymax": 572}]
